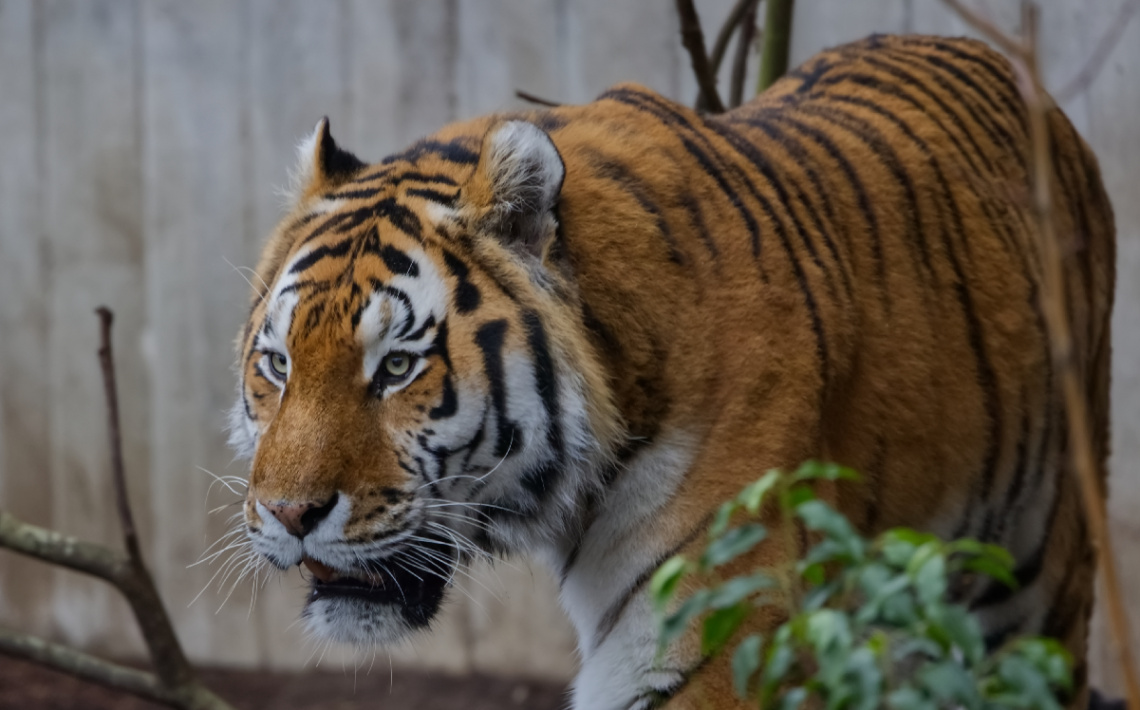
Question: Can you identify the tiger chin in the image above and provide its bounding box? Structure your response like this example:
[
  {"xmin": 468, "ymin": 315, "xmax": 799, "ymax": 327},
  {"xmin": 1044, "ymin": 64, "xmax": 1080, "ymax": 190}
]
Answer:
[{"xmin": 227, "ymin": 35, "xmax": 1114, "ymax": 710}]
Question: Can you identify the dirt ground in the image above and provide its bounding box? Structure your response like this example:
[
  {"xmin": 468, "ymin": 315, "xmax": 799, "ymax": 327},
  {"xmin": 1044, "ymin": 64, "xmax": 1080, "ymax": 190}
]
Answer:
[{"xmin": 0, "ymin": 655, "xmax": 568, "ymax": 710}]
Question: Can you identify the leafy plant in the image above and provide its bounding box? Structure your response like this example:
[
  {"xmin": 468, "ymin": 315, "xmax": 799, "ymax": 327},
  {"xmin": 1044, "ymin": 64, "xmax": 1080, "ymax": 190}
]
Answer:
[{"xmin": 649, "ymin": 462, "xmax": 1073, "ymax": 709}]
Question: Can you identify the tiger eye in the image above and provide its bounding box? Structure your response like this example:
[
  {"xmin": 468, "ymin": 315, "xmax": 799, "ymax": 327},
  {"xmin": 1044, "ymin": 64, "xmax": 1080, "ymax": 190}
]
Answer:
[
  {"xmin": 268, "ymin": 352, "xmax": 288, "ymax": 378},
  {"xmin": 383, "ymin": 352, "xmax": 413, "ymax": 378}
]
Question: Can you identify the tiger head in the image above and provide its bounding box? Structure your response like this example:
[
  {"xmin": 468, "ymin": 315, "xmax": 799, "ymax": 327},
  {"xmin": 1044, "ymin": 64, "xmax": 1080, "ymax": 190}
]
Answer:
[{"xmin": 228, "ymin": 117, "xmax": 621, "ymax": 645}]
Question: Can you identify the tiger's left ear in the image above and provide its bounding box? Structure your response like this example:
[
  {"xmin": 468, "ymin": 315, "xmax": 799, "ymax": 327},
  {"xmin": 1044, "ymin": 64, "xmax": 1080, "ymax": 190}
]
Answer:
[
  {"xmin": 290, "ymin": 117, "xmax": 366, "ymax": 203},
  {"xmin": 465, "ymin": 120, "xmax": 565, "ymax": 259}
]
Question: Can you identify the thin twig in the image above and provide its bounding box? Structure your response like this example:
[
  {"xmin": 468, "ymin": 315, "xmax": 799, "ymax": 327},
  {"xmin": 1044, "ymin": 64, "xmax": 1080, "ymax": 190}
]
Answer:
[
  {"xmin": 676, "ymin": 0, "xmax": 726, "ymax": 113},
  {"xmin": 939, "ymin": 2, "xmax": 1140, "ymax": 706},
  {"xmin": 94, "ymin": 306, "xmax": 197, "ymax": 690},
  {"xmin": 1055, "ymin": 0, "xmax": 1140, "ymax": 103},
  {"xmin": 96, "ymin": 307, "xmax": 139, "ymax": 562},
  {"xmin": 757, "ymin": 0, "xmax": 795, "ymax": 93},
  {"xmin": 514, "ymin": 89, "xmax": 562, "ymax": 107},
  {"xmin": 729, "ymin": 2, "xmax": 760, "ymax": 108}
]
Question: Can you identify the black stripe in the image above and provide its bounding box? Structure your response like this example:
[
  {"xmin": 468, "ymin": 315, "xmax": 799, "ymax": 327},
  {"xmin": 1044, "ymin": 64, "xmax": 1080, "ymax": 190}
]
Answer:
[
  {"xmin": 909, "ymin": 38, "xmax": 1022, "ymax": 115},
  {"xmin": 382, "ymin": 138, "xmax": 480, "ymax": 166},
  {"xmin": 869, "ymin": 50, "xmax": 1021, "ymax": 162},
  {"xmin": 676, "ymin": 192, "xmax": 721, "ymax": 265},
  {"xmin": 864, "ymin": 54, "xmax": 1020, "ymax": 172},
  {"xmin": 523, "ymin": 310, "xmax": 564, "ymax": 460},
  {"xmin": 701, "ymin": 120, "xmax": 831, "ymax": 385},
  {"xmin": 380, "ymin": 243, "xmax": 420, "ymax": 277},
  {"xmin": 728, "ymin": 116, "xmax": 853, "ymax": 293},
  {"xmin": 592, "ymin": 514, "xmax": 712, "ymax": 651},
  {"xmin": 796, "ymin": 100, "xmax": 933, "ymax": 280},
  {"xmin": 379, "ymin": 286, "xmax": 414, "ymax": 338},
  {"xmin": 289, "ymin": 238, "xmax": 354, "ymax": 274},
  {"xmin": 476, "ymin": 319, "xmax": 521, "ymax": 459},
  {"xmin": 405, "ymin": 187, "xmax": 459, "ymax": 204},
  {"xmin": 766, "ymin": 113, "xmax": 889, "ymax": 310},
  {"xmin": 443, "ymin": 250, "xmax": 482, "ymax": 314},
  {"xmin": 330, "ymin": 172, "xmax": 459, "ymax": 201},
  {"xmin": 600, "ymin": 88, "xmax": 764, "ymax": 272},
  {"xmin": 809, "ymin": 70, "xmax": 997, "ymax": 177},
  {"xmin": 405, "ymin": 314, "xmax": 436, "ymax": 343},
  {"xmin": 373, "ymin": 197, "xmax": 424, "ymax": 239},
  {"xmin": 429, "ymin": 375, "xmax": 458, "ymax": 420},
  {"xmin": 586, "ymin": 151, "xmax": 690, "ymax": 264}
]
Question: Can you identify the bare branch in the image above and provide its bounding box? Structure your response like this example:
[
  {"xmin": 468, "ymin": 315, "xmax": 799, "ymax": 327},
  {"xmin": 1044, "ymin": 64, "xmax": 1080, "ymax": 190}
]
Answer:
[
  {"xmin": 941, "ymin": 0, "xmax": 1025, "ymax": 57},
  {"xmin": 0, "ymin": 510, "xmax": 129, "ymax": 583},
  {"xmin": 0, "ymin": 511, "xmax": 236, "ymax": 709},
  {"xmin": 0, "ymin": 628, "xmax": 184, "ymax": 708},
  {"xmin": 675, "ymin": 0, "xmax": 726, "ymax": 113},
  {"xmin": 729, "ymin": 2, "xmax": 760, "ymax": 108},
  {"xmin": 0, "ymin": 308, "xmax": 239, "ymax": 710},
  {"xmin": 940, "ymin": 2, "xmax": 1140, "ymax": 706},
  {"xmin": 1055, "ymin": 0, "xmax": 1140, "ymax": 103},
  {"xmin": 514, "ymin": 89, "xmax": 562, "ymax": 107},
  {"xmin": 757, "ymin": 0, "xmax": 795, "ymax": 93},
  {"xmin": 709, "ymin": 0, "xmax": 762, "ymax": 79}
]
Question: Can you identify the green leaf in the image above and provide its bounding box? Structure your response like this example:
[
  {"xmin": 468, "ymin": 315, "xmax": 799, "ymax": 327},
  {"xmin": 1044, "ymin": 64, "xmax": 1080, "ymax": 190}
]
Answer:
[
  {"xmin": 792, "ymin": 460, "xmax": 860, "ymax": 482},
  {"xmin": 933, "ymin": 604, "xmax": 985, "ymax": 664},
  {"xmin": 702, "ymin": 602, "xmax": 751, "ymax": 655},
  {"xmin": 797, "ymin": 500, "xmax": 857, "ymax": 540},
  {"xmin": 783, "ymin": 484, "xmax": 816, "ymax": 509},
  {"xmin": 659, "ymin": 589, "xmax": 710, "ymax": 649},
  {"xmin": 913, "ymin": 553, "xmax": 947, "ymax": 607},
  {"xmin": 961, "ymin": 555, "xmax": 1018, "ymax": 589},
  {"xmin": 804, "ymin": 608, "xmax": 853, "ymax": 654},
  {"xmin": 918, "ymin": 658, "xmax": 980, "ymax": 706},
  {"xmin": 701, "ymin": 523, "xmax": 767, "ymax": 570},
  {"xmin": 709, "ymin": 500, "xmax": 740, "ymax": 539},
  {"xmin": 762, "ymin": 633, "xmax": 796, "ymax": 689},
  {"xmin": 649, "ymin": 555, "xmax": 690, "ymax": 612},
  {"xmin": 887, "ymin": 686, "xmax": 937, "ymax": 710},
  {"xmin": 732, "ymin": 634, "xmax": 764, "ymax": 698},
  {"xmin": 801, "ymin": 562, "xmax": 825, "ymax": 586},
  {"xmin": 708, "ymin": 572, "xmax": 776, "ymax": 609},
  {"xmin": 739, "ymin": 470, "xmax": 782, "ymax": 514},
  {"xmin": 774, "ymin": 687, "xmax": 808, "ymax": 710}
]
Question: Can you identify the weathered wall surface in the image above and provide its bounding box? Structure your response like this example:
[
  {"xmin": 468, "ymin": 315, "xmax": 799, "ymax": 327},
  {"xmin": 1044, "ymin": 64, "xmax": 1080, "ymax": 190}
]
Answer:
[{"xmin": 0, "ymin": 0, "xmax": 1135, "ymax": 689}]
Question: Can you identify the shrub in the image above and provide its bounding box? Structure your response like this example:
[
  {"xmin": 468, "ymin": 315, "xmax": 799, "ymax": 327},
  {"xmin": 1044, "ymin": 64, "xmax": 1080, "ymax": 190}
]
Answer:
[{"xmin": 650, "ymin": 462, "xmax": 1073, "ymax": 709}]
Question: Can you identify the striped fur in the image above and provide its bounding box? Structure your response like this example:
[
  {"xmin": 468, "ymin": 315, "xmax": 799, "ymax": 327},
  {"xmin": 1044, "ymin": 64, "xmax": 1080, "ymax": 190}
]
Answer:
[{"xmin": 229, "ymin": 35, "xmax": 1114, "ymax": 709}]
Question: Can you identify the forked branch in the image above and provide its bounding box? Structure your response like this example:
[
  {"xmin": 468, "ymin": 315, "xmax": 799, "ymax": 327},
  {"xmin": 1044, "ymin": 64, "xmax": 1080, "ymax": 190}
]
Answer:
[{"xmin": 0, "ymin": 309, "xmax": 236, "ymax": 710}]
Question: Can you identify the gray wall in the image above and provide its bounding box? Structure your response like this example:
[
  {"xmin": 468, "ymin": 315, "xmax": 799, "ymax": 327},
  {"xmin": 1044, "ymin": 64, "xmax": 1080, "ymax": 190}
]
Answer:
[{"xmin": 0, "ymin": 0, "xmax": 1136, "ymax": 690}]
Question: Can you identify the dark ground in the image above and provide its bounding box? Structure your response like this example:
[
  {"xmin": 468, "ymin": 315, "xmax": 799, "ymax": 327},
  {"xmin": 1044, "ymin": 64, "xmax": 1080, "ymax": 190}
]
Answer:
[{"xmin": 0, "ymin": 655, "xmax": 568, "ymax": 710}]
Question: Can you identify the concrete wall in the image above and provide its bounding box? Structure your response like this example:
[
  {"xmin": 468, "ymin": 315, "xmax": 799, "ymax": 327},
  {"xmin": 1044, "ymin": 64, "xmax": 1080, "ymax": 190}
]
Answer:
[{"xmin": 0, "ymin": 0, "xmax": 1135, "ymax": 690}]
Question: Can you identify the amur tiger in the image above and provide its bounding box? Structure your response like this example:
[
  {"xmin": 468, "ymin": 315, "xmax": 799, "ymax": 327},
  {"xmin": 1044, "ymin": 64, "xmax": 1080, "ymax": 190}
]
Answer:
[{"xmin": 228, "ymin": 34, "xmax": 1114, "ymax": 709}]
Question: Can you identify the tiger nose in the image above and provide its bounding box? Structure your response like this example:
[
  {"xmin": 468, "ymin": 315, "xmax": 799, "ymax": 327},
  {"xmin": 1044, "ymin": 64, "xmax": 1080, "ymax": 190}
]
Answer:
[{"xmin": 261, "ymin": 493, "xmax": 339, "ymax": 538}]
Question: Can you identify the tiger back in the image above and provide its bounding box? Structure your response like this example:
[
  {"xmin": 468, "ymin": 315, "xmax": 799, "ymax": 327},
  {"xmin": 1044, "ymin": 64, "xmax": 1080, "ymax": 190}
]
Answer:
[{"xmin": 229, "ymin": 34, "xmax": 1114, "ymax": 710}]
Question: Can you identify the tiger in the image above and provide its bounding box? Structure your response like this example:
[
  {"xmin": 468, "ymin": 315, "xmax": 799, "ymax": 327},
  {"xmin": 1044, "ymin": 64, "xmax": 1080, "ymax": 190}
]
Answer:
[{"xmin": 227, "ymin": 34, "xmax": 1115, "ymax": 710}]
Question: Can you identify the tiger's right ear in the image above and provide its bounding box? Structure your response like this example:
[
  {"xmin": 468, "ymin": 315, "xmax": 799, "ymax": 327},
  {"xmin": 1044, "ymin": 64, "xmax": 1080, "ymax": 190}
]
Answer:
[
  {"xmin": 288, "ymin": 117, "xmax": 366, "ymax": 203},
  {"xmin": 463, "ymin": 120, "xmax": 565, "ymax": 261}
]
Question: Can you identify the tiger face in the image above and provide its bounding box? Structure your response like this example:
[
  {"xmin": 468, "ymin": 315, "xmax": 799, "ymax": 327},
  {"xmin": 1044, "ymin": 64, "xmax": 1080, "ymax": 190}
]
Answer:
[{"xmin": 229, "ymin": 118, "xmax": 618, "ymax": 645}]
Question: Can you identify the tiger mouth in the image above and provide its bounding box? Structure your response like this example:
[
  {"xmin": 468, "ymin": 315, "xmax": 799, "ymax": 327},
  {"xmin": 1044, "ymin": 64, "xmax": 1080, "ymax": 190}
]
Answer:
[{"xmin": 300, "ymin": 539, "xmax": 454, "ymax": 629}]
